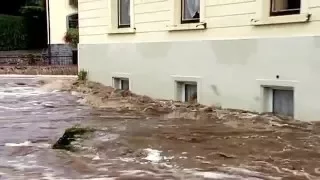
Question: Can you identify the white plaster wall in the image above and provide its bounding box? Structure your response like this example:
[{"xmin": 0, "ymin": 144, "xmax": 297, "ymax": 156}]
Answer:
[
  {"xmin": 77, "ymin": 0, "xmax": 320, "ymax": 121},
  {"xmin": 48, "ymin": 0, "xmax": 77, "ymax": 44},
  {"xmin": 79, "ymin": 36, "xmax": 320, "ymax": 121}
]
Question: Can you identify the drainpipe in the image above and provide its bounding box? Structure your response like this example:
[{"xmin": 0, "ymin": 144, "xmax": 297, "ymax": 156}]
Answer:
[{"xmin": 46, "ymin": 0, "xmax": 52, "ymax": 64}]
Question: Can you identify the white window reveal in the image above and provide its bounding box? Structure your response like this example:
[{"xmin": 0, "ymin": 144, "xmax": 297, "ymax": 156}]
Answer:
[
  {"xmin": 181, "ymin": 0, "xmax": 200, "ymax": 23},
  {"xmin": 270, "ymin": 0, "xmax": 301, "ymax": 16},
  {"xmin": 113, "ymin": 77, "xmax": 130, "ymax": 90},
  {"xmin": 118, "ymin": 0, "xmax": 130, "ymax": 28}
]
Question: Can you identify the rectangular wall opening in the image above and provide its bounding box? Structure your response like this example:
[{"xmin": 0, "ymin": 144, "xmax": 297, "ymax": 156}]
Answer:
[
  {"xmin": 113, "ymin": 77, "xmax": 130, "ymax": 90},
  {"xmin": 263, "ymin": 87, "xmax": 294, "ymax": 117}
]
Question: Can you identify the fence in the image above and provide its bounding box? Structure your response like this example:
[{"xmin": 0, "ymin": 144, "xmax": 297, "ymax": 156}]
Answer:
[
  {"xmin": 0, "ymin": 54, "xmax": 78, "ymax": 75},
  {"xmin": 0, "ymin": 54, "xmax": 77, "ymax": 66}
]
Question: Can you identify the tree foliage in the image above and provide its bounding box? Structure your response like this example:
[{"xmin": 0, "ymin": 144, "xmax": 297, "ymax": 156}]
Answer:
[
  {"xmin": 0, "ymin": 15, "xmax": 28, "ymax": 50},
  {"xmin": 0, "ymin": 0, "xmax": 47, "ymax": 50}
]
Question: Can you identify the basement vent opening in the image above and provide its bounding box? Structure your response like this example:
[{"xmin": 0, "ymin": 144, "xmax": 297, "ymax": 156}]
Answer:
[
  {"xmin": 263, "ymin": 87, "xmax": 294, "ymax": 117},
  {"xmin": 113, "ymin": 77, "xmax": 130, "ymax": 90},
  {"xmin": 176, "ymin": 81, "xmax": 198, "ymax": 103}
]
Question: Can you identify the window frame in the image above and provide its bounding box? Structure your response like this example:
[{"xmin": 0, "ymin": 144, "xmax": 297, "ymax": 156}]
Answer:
[
  {"xmin": 66, "ymin": 13, "xmax": 78, "ymax": 29},
  {"xmin": 251, "ymin": 0, "xmax": 310, "ymax": 26},
  {"xmin": 167, "ymin": 0, "xmax": 206, "ymax": 31},
  {"xmin": 113, "ymin": 77, "xmax": 130, "ymax": 90},
  {"xmin": 172, "ymin": 75, "xmax": 202, "ymax": 103},
  {"xmin": 180, "ymin": 0, "xmax": 200, "ymax": 24},
  {"xmin": 117, "ymin": 0, "xmax": 131, "ymax": 28},
  {"xmin": 107, "ymin": 0, "xmax": 135, "ymax": 34}
]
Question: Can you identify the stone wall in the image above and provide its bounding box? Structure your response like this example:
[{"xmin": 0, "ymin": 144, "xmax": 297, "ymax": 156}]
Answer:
[
  {"xmin": 0, "ymin": 66, "xmax": 78, "ymax": 75},
  {"xmin": 0, "ymin": 44, "xmax": 75, "ymax": 65}
]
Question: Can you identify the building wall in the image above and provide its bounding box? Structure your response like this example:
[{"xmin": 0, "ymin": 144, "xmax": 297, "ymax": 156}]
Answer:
[
  {"xmin": 48, "ymin": 0, "xmax": 77, "ymax": 44},
  {"xmin": 78, "ymin": 0, "xmax": 320, "ymax": 121},
  {"xmin": 78, "ymin": 0, "xmax": 320, "ymax": 43}
]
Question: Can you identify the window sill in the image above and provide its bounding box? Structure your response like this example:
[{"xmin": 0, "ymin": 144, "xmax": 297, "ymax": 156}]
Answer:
[
  {"xmin": 251, "ymin": 13, "xmax": 311, "ymax": 26},
  {"xmin": 107, "ymin": 28, "xmax": 136, "ymax": 34},
  {"xmin": 167, "ymin": 22, "xmax": 207, "ymax": 31}
]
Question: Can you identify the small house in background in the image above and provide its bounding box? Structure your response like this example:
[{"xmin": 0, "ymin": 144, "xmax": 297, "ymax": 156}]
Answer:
[
  {"xmin": 46, "ymin": 0, "xmax": 78, "ymax": 64},
  {"xmin": 77, "ymin": 0, "xmax": 320, "ymax": 121}
]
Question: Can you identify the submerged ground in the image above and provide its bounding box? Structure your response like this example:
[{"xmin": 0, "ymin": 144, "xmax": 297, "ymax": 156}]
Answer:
[{"xmin": 0, "ymin": 76, "xmax": 319, "ymax": 180}]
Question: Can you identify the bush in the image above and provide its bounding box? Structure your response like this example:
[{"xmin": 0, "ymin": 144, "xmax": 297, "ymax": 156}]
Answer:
[
  {"xmin": 64, "ymin": 28, "xmax": 79, "ymax": 48},
  {"xmin": 0, "ymin": 15, "xmax": 28, "ymax": 50},
  {"xmin": 78, "ymin": 69, "xmax": 88, "ymax": 81}
]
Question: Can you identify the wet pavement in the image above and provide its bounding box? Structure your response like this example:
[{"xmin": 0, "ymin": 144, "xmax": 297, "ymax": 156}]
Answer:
[{"xmin": 0, "ymin": 77, "xmax": 319, "ymax": 180}]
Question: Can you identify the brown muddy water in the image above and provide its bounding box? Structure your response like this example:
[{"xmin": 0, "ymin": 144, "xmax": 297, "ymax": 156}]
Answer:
[{"xmin": 0, "ymin": 77, "xmax": 320, "ymax": 180}]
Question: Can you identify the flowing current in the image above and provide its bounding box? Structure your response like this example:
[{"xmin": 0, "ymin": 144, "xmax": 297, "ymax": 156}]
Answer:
[
  {"xmin": 0, "ymin": 77, "xmax": 93, "ymax": 179},
  {"xmin": 0, "ymin": 77, "xmax": 318, "ymax": 180}
]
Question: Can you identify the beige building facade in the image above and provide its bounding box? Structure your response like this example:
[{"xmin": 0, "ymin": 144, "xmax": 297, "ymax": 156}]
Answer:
[
  {"xmin": 46, "ymin": 0, "xmax": 78, "ymax": 63},
  {"xmin": 78, "ymin": 0, "xmax": 320, "ymax": 121}
]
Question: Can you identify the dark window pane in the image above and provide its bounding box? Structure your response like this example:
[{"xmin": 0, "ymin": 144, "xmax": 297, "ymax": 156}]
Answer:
[
  {"xmin": 185, "ymin": 84, "xmax": 197, "ymax": 102},
  {"xmin": 121, "ymin": 79, "xmax": 129, "ymax": 90},
  {"xmin": 118, "ymin": 0, "xmax": 130, "ymax": 27},
  {"xmin": 68, "ymin": 14, "xmax": 78, "ymax": 28},
  {"xmin": 182, "ymin": 0, "xmax": 200, "ymax": 23},
  {"xmin": 270, "ymin": 0, "xmax": 300, "ymax": 16}
]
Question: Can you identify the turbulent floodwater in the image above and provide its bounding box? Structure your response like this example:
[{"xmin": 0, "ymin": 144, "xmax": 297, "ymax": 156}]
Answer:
[
  {"xmin": 0, "ymin": 77, "xmax": 92, "ymax": 179},
  {"xmin": 0, "ymin": 77, "xmax": 319, "ymax": 180}
]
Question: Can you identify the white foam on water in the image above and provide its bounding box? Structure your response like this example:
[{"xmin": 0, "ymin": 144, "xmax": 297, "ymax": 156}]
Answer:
[
  {"xmin": 143, "ymin": 148, "xmax": 162, "ymax": 163},
  {"xmin": 221, "ymin": 167, "xmax": 281, "ymax": 180},
  {"xmin": 5, "ymin": 141, "xmax": 32, "ymax": 147},
  {"xmin": 4, "ymin": 141, "xmax": 50, "ymax": 148},
  {"xmin": 119, "ymin": 170, "xmax": 157, "ymax": 177},
  {"xmin": 119, "ymin": 157, "xmax": 135, "ymax": 162},
  {"xmin": 0, "ymin": 105, "xmax": 33, "ymax": 110},
  {"xmin": 92, "ymin": 154, "xmax": 101, "ymax": 161},
  {"xmin": 193, "ymin": 171, "xmax": 244, "ymax": 179}
]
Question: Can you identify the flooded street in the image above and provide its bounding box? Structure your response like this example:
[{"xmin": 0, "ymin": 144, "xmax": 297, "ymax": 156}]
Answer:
[
  {"xmin": 0, "ymin": 77, "xmax": 91, "ymax": 179},
  {"xmin": 0, "ymin": 77, "xmax": 319, "ymax": 180}
]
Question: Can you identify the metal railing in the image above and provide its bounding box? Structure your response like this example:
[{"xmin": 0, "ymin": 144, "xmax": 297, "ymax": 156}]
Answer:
[{"xmin": 0, "ymin": 54, "xmax": 77, "ymax": 66}]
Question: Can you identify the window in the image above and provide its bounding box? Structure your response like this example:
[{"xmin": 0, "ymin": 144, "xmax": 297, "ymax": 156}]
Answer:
[
  {"xmin": 113, "ymin": 77, "xmax": 130, "ymax": 90},
  {"xmin": 270, "ymin": 0, "xmax": 301, "ymax": 16},
  {"xmin": 181, "ymin": 0, "xmax": 200, "ymax": 23},
  {"xmin": 118, "ymin": 0, "xmax": 130, "ymax": 28},
  {"xmin": 251, "ymin": 0, "xmax": 309, "ymax": 26},
  {"xmin": 176, "ymin": 81, "xmax": 198, "ymax": 103},
  {"xmin": 67, "ymin": 13, "xmax": 78, "ymax": 29},
  {"xmin": 262, "ymin": 86, "xmax": 294, "ymax": 117}
]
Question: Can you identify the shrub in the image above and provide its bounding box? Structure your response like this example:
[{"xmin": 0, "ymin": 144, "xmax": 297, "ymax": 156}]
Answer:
[
  {"xmin": 78, "ymin": 69, "xmax": 88, "ymax": 81},
  {"xmin": 64, "ymin": 28, "xmax": 79, "ymax": 48}
]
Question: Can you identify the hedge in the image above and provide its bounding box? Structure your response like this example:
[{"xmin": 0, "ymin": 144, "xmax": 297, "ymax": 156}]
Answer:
[
  {"xmin": 0, "ymin": 15, "xmax": 28, "ymax": 50},
  {"xmin": 0, "ymin": 13, "xmax": 47, "ymax": 51}
]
